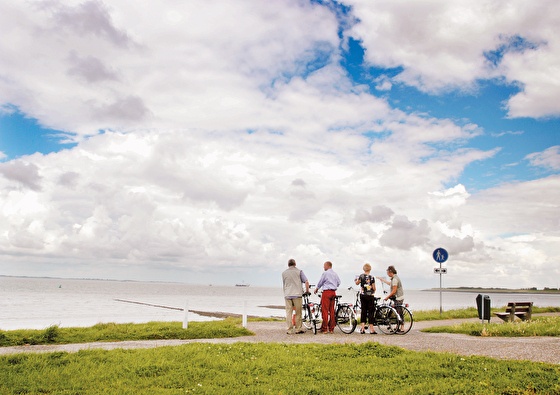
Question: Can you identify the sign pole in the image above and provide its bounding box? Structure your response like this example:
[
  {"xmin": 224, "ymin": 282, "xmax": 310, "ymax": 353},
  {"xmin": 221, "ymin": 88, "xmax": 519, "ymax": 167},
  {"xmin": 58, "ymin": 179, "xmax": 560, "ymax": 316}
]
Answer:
[
  {"xmin": 433, "ymin": 248, "xmax": 448, "ymax": 315},
  {"xmin": 439, "ymin": 260, "xmax": 442, "ymax": 314}
]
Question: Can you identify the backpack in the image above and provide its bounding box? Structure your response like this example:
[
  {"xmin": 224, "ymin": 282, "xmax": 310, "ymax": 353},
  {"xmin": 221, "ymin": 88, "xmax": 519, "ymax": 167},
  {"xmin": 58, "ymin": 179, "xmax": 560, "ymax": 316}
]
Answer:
[{"xmin": 360, "ymin": 274, "xmax": 375, "ymax": 296}]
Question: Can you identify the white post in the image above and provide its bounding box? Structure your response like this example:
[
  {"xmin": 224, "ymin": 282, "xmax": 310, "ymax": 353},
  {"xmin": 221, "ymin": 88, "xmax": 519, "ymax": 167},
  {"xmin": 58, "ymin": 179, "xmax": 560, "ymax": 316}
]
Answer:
[
  {"xmin": 183, "ymin": 300, "xmax": 189, "ymax": 329},
  {"xmin": 242, "ymin": 301, "xmax": 248, "ymax": 328}
]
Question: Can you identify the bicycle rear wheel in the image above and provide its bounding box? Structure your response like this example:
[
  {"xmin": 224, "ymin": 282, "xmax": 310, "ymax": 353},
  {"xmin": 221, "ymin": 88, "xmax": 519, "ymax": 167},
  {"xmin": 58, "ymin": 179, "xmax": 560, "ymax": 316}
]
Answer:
[
  {"xmin": 375, "ymin": 305, "xmax": 399, "ymax": 334},
  {"xmin": 302, "ymin": 304, "xmax": 316, "ymax": 334},
  {"xmin": 336, "ymin": 305, "xmax": 357, "ymax": 334},
  {"xmin": 396, "ymin": 306, "xmax": 413, "ymax": 334}
]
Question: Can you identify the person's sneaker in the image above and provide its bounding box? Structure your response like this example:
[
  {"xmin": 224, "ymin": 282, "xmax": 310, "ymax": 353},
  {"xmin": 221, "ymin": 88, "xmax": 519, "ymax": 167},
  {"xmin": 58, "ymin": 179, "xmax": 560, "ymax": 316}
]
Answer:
[
  {"xmin": 295, "ymin": 330, "xmax": 305, "ymax": 334},
  {"xmin": 360, "ymin": 329, "xmax": 366, "ymax": 334}
]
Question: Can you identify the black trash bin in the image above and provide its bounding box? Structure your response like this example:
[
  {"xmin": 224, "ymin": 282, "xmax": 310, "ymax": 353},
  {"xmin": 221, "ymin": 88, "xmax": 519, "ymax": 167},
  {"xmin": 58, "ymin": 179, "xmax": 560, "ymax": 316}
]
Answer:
[{"xmin": 476, "ymin": 294, "xmax": 491, "ymax": 322}]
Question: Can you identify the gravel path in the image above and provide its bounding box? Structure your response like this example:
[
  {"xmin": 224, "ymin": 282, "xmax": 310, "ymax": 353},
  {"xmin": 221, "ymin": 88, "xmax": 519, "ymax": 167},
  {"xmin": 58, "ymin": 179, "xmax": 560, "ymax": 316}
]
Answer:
[{"xmin": 2, "ymin": 316, "xmax": 559, "ymax": 364}]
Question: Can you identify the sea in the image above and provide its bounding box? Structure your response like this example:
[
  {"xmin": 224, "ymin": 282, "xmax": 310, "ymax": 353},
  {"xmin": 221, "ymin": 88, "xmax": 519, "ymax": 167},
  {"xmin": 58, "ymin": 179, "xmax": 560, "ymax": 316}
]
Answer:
[{"xmin": 1, "ymin": 276, "xmax": 559, "ymax": 330}]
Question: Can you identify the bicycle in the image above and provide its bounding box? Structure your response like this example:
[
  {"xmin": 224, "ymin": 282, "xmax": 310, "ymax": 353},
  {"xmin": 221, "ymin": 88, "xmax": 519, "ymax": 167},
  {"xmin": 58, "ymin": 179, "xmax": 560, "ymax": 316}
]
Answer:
[
  {"xmin": 334, "ymin": 294, "xmax": 357, "ymax": 334},
  {"xmin": 301, "ymin": 292, "xmax": 318, "ymax": 334},
  {"xmin": 375, "ymin": 281, "xmax": 414, "ymax": 334},
  {"xmin": 302, "ymin": 288, "xmax": 357, "ymax": 334},
  {"xmin": 348, "ymin": 286, "xmax": 400, "ymax": 335},
  {"xmin": 387, "ymin": 297, "xmax": 414, "ymax": 334}
]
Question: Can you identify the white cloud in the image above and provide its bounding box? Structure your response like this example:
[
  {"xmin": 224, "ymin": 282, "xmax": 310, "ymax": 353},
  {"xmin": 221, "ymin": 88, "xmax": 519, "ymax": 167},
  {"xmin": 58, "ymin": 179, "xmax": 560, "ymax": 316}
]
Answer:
[
  {"xmin": 1, "ymin": 123, "xmax": 542, "ymax": 287},
  {"xmin": 0, "ymin": 0, "xmax": 340, "ymax": 139},
  {"xmin": 0, "ymin": 0, "xmax": 558, "ymax": 289},
  {"xmin": 525, "ymin": 146, "xmax": 560, "ymax": 171},
  {"xmin": 346, "ymin": 0, "xmax": 560, "ymax": 118}
]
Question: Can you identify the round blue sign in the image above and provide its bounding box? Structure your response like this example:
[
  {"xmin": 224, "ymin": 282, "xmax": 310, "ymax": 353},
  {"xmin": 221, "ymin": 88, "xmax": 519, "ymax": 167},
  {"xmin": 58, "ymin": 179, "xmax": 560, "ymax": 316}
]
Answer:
[{"xmin": 433, "ymin": 248, "xmax": 448, "ymax": 263}]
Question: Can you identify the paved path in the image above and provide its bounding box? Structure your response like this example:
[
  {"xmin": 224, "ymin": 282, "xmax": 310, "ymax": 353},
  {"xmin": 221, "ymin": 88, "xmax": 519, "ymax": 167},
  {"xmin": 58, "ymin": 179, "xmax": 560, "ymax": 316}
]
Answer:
[{"xmin": 1, "ymin": 317, "xmax": 559, "ymax": 364}]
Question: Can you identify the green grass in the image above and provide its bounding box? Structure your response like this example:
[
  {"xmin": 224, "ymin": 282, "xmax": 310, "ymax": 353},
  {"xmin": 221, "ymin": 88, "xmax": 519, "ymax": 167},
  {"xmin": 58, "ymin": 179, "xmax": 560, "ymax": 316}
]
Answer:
[
  {"xmin": 1, "ymin": 342, "xmax": 558, "ymax": 394},
  {"xmin": 1, "ymin": 310, "xmax": 559, "ymax": 393},
  {"xmin": 423, "ymin": 315, "xmax": 560, "ymax": 337},
  {"xmin": 2, "ymin": 306, "xmax": 558, "ymax": 347},
  {"xmin": 0, "ymin": 318, "xmax": 251, "ymax": 347}
]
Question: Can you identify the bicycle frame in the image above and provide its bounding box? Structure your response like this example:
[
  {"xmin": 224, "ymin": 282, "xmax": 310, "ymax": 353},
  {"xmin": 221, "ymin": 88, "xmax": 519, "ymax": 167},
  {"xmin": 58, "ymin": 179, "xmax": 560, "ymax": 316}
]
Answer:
[{"xmin": 303, "ymin": 287, "xmax": 357, "ymax": 334}]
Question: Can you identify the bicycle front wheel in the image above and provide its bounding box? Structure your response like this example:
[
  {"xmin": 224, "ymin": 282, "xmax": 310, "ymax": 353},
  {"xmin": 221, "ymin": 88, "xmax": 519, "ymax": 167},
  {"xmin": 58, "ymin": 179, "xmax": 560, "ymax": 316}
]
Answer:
[
  {"xmin": 375, "ymin": 305, "xmax": 399, "ymax": 334},
  {"xmin": 336, "ymin": 305, "xmax": 357, "ymax": 334},
  {"xmin": 302, "ymin": 304, "xmax": 313, "ymax": 331},
  {"xmin": 396, "ymin": 306, "xmax": 413, "ymax": 334}
]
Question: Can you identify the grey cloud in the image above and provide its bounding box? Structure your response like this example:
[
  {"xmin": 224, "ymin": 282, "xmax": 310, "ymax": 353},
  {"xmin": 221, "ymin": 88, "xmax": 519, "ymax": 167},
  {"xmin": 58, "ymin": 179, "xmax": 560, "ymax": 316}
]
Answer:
[
  {"xmin": 290, "ymin": 178, "xmax": 315, "ymax": 200},
  {"xmin": 67, "ymin": 52, "xmax": 119, "ymax": 83},
  {"xmin": 8, "ymin": 229, "xmax": 45, "ymax": 250},
  {"xmin": 379, "ymin": 215, "xmax": 430, "ymax": 250},
  {"xmin": 292, "ymin": 178, "xmax": 306, "ymax": 187},
  {"xmin": 288, "ymin": 203, "xmax": 321, "ymax": 222},
  {"xmin": 0, "ymin": 161, "xmax": 42, "ymax": 191},
  {"xmin": 432, "ymin": 233, "xmax": 476, "ymax": 256},
  {"xmin": 182, "ymin": 182, "xmax": 249, "ymax": 211},
  {"xmin": 59, "ymin": 171, "xmax": 80, "ymax": 188},
  {"xmin": 95, "ymin": 96, "xmax": 150, "ymax": 122},
  {"xmin": 50, "ymin": 0, "xmax": 133, "ymax": 48},
  {"xmin": 288, "ymin": 178, "xmax": 318, "ymax": 220},
  {"xmin": 355, "ymin": 205, "xmax": 394, "ymax": 223}
]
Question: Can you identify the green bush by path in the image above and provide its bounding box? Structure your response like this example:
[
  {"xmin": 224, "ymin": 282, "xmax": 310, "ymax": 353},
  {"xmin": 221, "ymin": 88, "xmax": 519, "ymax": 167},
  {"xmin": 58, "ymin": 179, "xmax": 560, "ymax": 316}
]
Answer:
[
  {"xmin": 423, "ymin": 315, "xmax": 560, "ymax": 337},
  {"xmin": 0, "ymin": 318, "xmax": 251, "ymax": 347},
  {"xmin": 0, "ymin": 342, "xmax": 558, "ymax": 394}
]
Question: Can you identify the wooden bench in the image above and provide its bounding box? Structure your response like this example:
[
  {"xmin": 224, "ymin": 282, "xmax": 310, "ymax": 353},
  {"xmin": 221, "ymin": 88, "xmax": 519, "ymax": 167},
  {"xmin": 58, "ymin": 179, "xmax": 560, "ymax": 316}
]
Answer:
[{"xmin": 494, "ymin": 302, "xmax": 533, "ymax": 322}]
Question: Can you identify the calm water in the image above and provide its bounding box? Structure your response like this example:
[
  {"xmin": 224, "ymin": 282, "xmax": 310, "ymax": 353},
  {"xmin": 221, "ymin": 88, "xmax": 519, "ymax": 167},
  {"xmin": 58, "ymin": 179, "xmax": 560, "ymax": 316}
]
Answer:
[{"xmin": 1, "ymin": 276, "xmax": 559, "ymax": 330}]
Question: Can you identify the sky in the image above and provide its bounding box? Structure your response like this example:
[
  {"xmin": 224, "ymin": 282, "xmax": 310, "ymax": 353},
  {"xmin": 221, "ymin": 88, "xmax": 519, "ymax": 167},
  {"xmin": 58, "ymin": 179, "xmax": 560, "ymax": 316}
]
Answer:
[{"xmin": 0, "ymin": 0, "xmax": 559, "ymax": 290}]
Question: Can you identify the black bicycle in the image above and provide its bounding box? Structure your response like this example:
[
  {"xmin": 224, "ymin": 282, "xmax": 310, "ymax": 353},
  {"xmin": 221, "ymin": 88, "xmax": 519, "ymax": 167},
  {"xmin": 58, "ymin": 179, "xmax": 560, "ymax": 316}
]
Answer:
[
  {"xmin": 302, "ymin": 289, "xmax": 357, "ymax": 334},
  {"xmin": 334, "ymin": 294, "xmax": 357, "ymax": 334},
  {"xmin": 387, "ymin": 297, "xmax": 414, "ymax": 334},
  {"xmin": 376, "ymin": 281, "xmax": 414, "ymax": 335},
  {"xmin": 348, "ymin": 286, "xmax": 400, "ymax": 335},
  {"xmin": 301, "ymin": 292, "xmax": 318, "ymax": 334}
]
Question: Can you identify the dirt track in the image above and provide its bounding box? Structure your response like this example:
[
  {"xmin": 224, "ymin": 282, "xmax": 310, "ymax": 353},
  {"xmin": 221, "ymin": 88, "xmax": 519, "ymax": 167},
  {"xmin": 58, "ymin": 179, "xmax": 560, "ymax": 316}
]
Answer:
[{"xmin": 1, "ymin": 316, "xmax": 559, "ymax": 364}]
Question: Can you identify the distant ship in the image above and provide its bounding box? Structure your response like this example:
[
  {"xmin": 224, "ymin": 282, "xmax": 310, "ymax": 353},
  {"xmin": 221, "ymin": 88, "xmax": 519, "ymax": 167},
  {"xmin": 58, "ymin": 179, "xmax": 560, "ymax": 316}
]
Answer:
[{"xmin": 235, "ymin": 281, "xmax": 250, "ymax": 287}]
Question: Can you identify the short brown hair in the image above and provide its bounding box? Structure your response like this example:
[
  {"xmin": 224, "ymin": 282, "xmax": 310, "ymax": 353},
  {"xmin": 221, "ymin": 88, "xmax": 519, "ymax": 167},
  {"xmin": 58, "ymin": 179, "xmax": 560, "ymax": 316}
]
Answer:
[
  {"xmin": 387, "ymin": 265, "xmax": 397, "ymax": 274},
  {"xmin": 363, "ymin": 263, "xmax": 371, "ymax": 272},
  {"xmin": 288, "ymin": 259, "xmax": 296, "ymax": 267}
]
